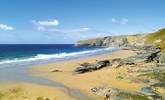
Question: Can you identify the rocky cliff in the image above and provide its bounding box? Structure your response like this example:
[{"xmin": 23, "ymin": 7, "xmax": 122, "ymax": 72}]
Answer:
[
  {"xmin": 76, "ymin": 34, "xmax": 146, "ymax": 49},
  {"xmin": 76, "ymin": 28, "xmax": 165, "ymax": 51}
]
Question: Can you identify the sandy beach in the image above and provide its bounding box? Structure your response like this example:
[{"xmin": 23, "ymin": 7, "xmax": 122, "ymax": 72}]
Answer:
[
  {"xmin": 0, "ymin": 82, "xmax": 75, "ymax": 100},
  {"xmin": 2, "ymin": 49, "xmax": 164, "ymax": 100},
  {"xmin": 1, "ymin": 0, "xmax": 165, "ymax": 100},
  {"xmin": 0, "ymin": 50, "xmax": 140, "ymax": 100},
  {"xmin": 30, "ymin": 50, "xmax": 144, "ymax": 99}
]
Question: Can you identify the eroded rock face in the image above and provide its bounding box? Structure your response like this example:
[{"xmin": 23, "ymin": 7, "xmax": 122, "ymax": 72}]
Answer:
[
  {"xmin": 76, "ymin": 34, "xmax": 145, "ymax": 49},
  {"xmin": 102, "ymin": 36, "xmax": 129, "ymax": 47}
]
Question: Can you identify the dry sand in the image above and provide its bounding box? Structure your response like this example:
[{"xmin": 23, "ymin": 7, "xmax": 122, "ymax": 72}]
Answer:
[
  {"xmin": 32, "ymin": 50, "xmax": 144, "ymax": 99},
  {"xmin": 0, "ymin": 82, "xmax": 75, "ymax": 100}
]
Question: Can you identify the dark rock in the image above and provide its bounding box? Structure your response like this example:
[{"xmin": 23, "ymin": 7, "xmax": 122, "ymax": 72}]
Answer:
[
  {"xmin": 145, "ymin": 51, "xmax": 161, "ymax": 63},
  {"xmin": 142, "ymin": 46, "xmax": 161, "ymax": 52},
  {"xmin": 51, "ymin": 69, "xmax": 62, "ymax": 72},
  {"xmin": 74, "ymin": 60, "xmax": 110, "ymax": 74},
  {"xmin": 96, "ymin": 60, "xmax": 110, "ymax": 68},
  {"xmin": 79, "ymin": 62, "xmax": 93, "ymax": 67}
]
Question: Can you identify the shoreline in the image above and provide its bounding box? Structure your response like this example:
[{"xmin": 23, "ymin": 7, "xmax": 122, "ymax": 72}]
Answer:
[
  {"xmin": 0, "ymin": 48, "xmax": 121, "ymax": 100},
  {"xmin": 2, "ymin": 48, "xmax": 163, "ymax": 100},
  {"xmin": 0, "ymin": 49, "xmax": 137, "ymax": 100},
  {"xmin": 31, "ymin": 50, "xmax": 141, "ymax": 99}
]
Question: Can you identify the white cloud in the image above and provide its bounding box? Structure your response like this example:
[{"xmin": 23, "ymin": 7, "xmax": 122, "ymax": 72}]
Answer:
[
  {"xmin": 0, "ymin": 24, "xmax": 14, "ymax": 31},
  {"xmin": 32, "ymin": 19, "xmax": 89, "ymax": 34},
  {"xmin": 49, "ymin": 27, "xmax": 89, "ymax": 33},
  {"xmin": 111, "ymin": 18, "xmax": 128, "ymax": 25},
  {"xmin": 32, "ymin": 19, "xmax": 59, "ymax": 26}
]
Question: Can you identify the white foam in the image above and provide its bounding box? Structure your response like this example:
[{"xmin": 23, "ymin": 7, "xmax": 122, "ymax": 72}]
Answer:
[{"xmin": 0, "ymin": 47, "xmax": 116, "ymax": 65}]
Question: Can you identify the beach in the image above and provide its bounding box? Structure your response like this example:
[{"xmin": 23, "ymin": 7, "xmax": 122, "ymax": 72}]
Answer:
[
  {"xmin": 1, "ymin": 48, "xmax": 164, "ymax": 100},
  {"xmin": 0, "ymin": 82, "xmax": 75, "ymax": 100},
  {"xmin": 31, "ymin": 49, "xmax": 143, "ymax": 99},
  {"xmin": 0, "ymin": 49, "xmax": 140, "ymax": 100}
]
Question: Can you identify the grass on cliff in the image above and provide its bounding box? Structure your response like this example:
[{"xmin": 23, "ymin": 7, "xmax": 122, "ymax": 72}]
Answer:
[
  {"xmin": 138, "ymin": 71, "xmax": 165, "ymax": 82},
  {"xmin": 146, "ymin": 28, "xmax": 165, "ymax": 51},
  {"xmin": 117, "ymin": 92, "xmax": 149, "ymax": 100}
]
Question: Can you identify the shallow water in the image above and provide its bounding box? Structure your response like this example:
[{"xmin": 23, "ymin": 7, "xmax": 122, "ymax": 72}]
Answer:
[{"xmin": 0, "ymin": 65, "xmax": 94, "ymax": 100}]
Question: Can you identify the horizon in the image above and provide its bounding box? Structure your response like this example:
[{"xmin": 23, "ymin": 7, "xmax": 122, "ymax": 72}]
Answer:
[{"xmin": 0, "ymin": 0, "xmax": 165, "ymax": 44}]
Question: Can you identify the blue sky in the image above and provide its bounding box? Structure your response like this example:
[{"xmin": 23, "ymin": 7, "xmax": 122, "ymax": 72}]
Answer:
[{"xmin": 0, "ymin": 0, "xmax": 165, "ymax": 44}]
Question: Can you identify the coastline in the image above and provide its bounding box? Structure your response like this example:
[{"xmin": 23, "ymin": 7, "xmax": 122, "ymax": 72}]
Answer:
[
  {"xmin": 0, "ymin": 49, "xmax": 138, "ymax": 100},
  {"xmin": 31, "ymin": 50, "xmax": 142, "ymax": 99},
  {"xmin": 1, "ymin": 48, "xmax": 164, "ymax": 100}
]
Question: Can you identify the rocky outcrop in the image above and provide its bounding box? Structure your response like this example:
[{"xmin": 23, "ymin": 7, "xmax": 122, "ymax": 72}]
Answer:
[
  {"xmin": 74, "ymin": 46, "xmax": 165, "ymax": 74},
  {"xmin": 76, "ymin": 38, "xmax": 104, "ymax": 47},
  {"xmin": 90, "ymin": 86, "xmax": 161, "ymax": 100},
  {"xmin": 74, "ymin": 60, "xmax": 110, "ymax": 74}
]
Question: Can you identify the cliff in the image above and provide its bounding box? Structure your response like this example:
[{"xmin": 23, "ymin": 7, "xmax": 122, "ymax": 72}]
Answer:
[
  {"xmin": 76, "ymin": 34, "xmax": 146, "ymax": 49},
  {"xmin": 145, "ymin": 28, "xmax": 165, "ymax": 51},
  {"xmin": 76, "ymin": 28, "xmax": 165, "ymax": 51}
]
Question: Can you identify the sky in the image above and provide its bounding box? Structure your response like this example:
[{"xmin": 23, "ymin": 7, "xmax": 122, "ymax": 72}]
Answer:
[{"xmin": 0, "ymin": 0, "xmax": 165, "ymax": 44}]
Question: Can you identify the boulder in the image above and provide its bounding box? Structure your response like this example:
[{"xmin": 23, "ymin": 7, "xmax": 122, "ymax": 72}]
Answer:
[
  {"xmin": 74, "ymin": 60, "xmax": 110, "ymax": 74},
  {"xmin": 145, "ymin": 51, "xmax": 160, "ymax": 63}
]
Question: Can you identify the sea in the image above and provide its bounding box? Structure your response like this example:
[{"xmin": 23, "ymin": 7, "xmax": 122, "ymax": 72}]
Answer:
[
  {"xmin": 0, "ymin": 44, "xmax": 119, "ymax": 96},
  {"xmin": 0, "ymin": 44, "xmax": 119, "ymax": 68}
]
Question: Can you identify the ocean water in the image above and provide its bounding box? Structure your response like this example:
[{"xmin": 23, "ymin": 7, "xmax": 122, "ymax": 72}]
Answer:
[{"xmin": 0, "ymin": 44, "xmax": 118, "ymax": 68}]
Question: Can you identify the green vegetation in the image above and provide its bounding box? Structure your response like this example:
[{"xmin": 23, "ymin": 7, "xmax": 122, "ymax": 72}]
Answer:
[
  {"xmin": 138, "ymin": 71, "xmax": 165, "ymax": 88},
  {"xmin": 37, "ymin": 97, "xmax": 50, "ymax": 100},
  {"xmin": 8, "ymin": 87, "xmax": 22, "ymax": 94},
  {"xmin": 138, "ymin": 71, "xmax": 165, "ymax": 82},
  {"xmin": 37, "ymin": 97, "xmax": 44, "ymax": 100},
  {"xmin": 117, "ymin": 92, "xmax": 149, "ymax": 100},
  {"xmin": 45, "ymin": 98, "xmax": 50, "ymax": 100},
  {"xmin": 0, "ymin": 92, "xmax": 4, "ymax": 100},
  {"xmin": 116, "ymin": 76, "xmax": 124, "ymax": 80},
  {"xmin": 146, "ymin": 28, "xmax": 165, "ymax": 51}
]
